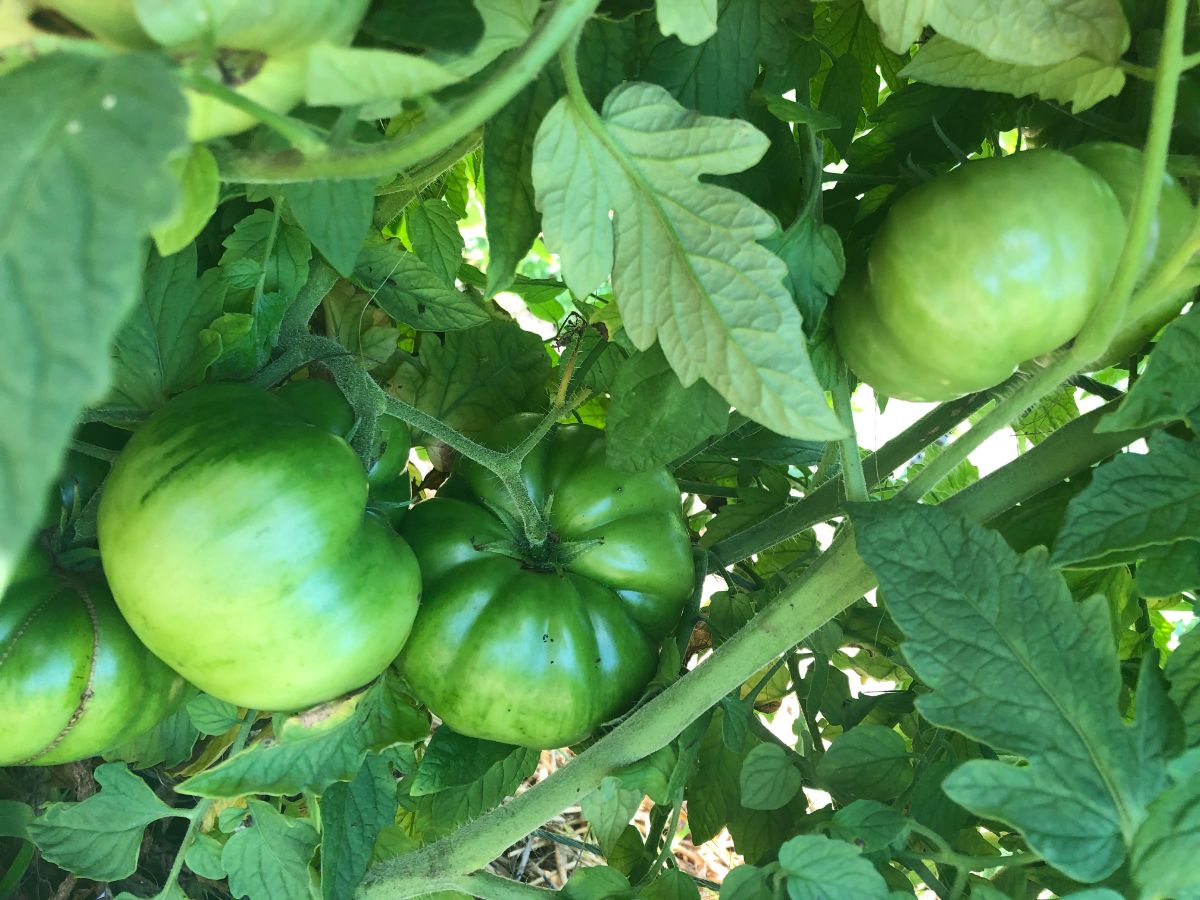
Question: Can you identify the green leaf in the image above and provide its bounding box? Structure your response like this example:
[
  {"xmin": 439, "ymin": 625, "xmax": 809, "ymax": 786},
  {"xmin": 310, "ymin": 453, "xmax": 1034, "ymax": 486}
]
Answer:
[
  {"xmin": 222, "ymin": 800, "xmax": 319, "ymax": 900},
  {"xmin": 606, "ymin": 345, "xmax": 729, "ymax": 473},
  {"xmin": 1013, "ymin": 387, "xmax": 1079, "ymax": 449},
  {"xmin": 219, "ymin": 208, "xmax": 312, "ymax": 313},
  {"xmin": 1051, "ymin": 434, "xmax": 1200, "ymax": 569},
  {"xmin": 816, "ymin": 724, "xmax": 914, "ymax": 801},
  {"xmin": 0, "ymin": 801, "xmax": 31, "ymax": 840},
  {"xmin": 185, "ymin": 832, "xmax": 227, "ymax": 880},
  {"xmin": 739, "ymin": 743, "xmax": 801, "ymax": 811},
  {"xmin": 641, "ymin": 868, "xmax": 701, "ymax": 900},
  {"xmin": 103, "ymin": 705, "xmax": 201, "ymax": 770},
  {"xmin": 900, "ymin": 36, "xmax": 1125, "ymax": 112},
  {"xmin": 862, "ymin": 0, "xmax": 1129, "ymax": 65},
  {"xmin": 817, "ymin": 53, "xmax": 862, "ymax": 158},
  {"xmin": 0, "ymin": 52, "xmax": 186, "ymax": 589},
  {"xmin": 363, "ymin": 0, "xmax": 484, "ymax": 54},
  {"xmin": 405, "ymin": 200, "xmax": 464, "ymax": 288},
  {"xmin": 776, "ymin": 834, "xmax": 890, "ymax": 899},
  {"xmin": 1137, "ymin": 540, "xmax": 1200, "ymax": 597},
  {"xmin": 387, "ymin": 319, "xmax": 551, "ymax": 448},
  {"xmin": 581, "ymin": 776, "xmax": 644, "ymax": 855},
  {"xmin": 110, "ymin": 247, "xmax": 225, "ymax": 409},
  {"xmin": 1167, "ymin": 626, "xmax": 1200, "ymax": 748},
  {"xmin": 563, "ymin": 866, "xmax": 633, "ymax": 900},
  {"xmin": 720, "ymin": 864, "xmax": 773, "ymax": 899},
  {"xmin": 1130, "ymin": 772, "xmax": 1200, "ymax": 898},
  {"xmin": 27, "ymin": 763, "xmax": 180, "ymax": 881},
  {"xmin": 178, "ymin": 680, "xmax": 427, "ymax": 798},
  {"xmin": 852, "ymin": 501, "xmax": 1155, "ymax": 881},
  {"xmin": 762, "ymin": 216, "xmax": 845, "ymax": 338},
  {"xmin": 304, "ymin": 45, "xmax": 459, "ymax": 110},
  {"xmin": 132, "ymin": 0, "xmax": 368, "ymax": 53},
  {"xmin": 282, "ymin": 178, "xmax": 376, "ymax": 277},
  {"xmin": 410, "ymin": 729, "xmax": 531, "ymax": 797},
  {"xmin": 353, "ymin": 240, "xmax": 490, "ymax": 331},
  {"xmin": 656, "ymin": 0, "xmax": 717, "ymax": 45},
  {"xmin": 830, "ymin": 799, "xmax": 911, "ymax": 853},
  {"xmin": 320, "ymin": 754, "xmax": 398, "ymax": 900},
  {"xmin": 1099, "ymin": 307, "xmax": 1200, "ymax": 434},
  {"xmin": 532, "ymin": 81, "xmax": 846, "ymax": 442},
  {"xmin": 152, "ymin": 144, "xmax": 219, "ymax": 256},
  {"xmin": 187, "ymin": 694, "xmax": 241, "ymax": 736},
  {"xmin": 321, "ymin": 281, "xmax": 401, "ymax": 372}
]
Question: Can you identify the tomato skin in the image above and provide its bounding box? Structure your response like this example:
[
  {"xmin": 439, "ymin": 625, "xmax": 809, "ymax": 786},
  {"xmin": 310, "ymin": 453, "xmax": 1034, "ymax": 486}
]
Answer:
[
  {"xmin": 1067, "ymin": 143, "xmax": 1196, "ymax": 369},
  {"xmin": 399, "ymin": 415, "xmax": 695, "ymax": 748},
  {"xmin": 833, "ymin": 150, "xmax": 1127, "ymax": 401},
  {"xmin": 0, "ymin": 551, "xmax": 189, "ymax": 766},
  {"xmin": 97, "ymin": 383, "xmax": 421, "ymax": 711}
]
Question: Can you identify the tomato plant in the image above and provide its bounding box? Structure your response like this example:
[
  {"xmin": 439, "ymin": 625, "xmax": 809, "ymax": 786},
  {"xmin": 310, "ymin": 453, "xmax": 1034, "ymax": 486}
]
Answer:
[
  {"xmin": 97, "ymin": 383, "xmax": 421, "ymax": 711},
  {"xmin": 0, "ymin": 547, "xmax": 189, "ymax": 767},
  {"xmin": 1, "ymin": 1, "xmax": 1198, "ymax": 899},
  {"xmin": 400, "ymin": 414, "xmax": 694, "ymax": 748}
]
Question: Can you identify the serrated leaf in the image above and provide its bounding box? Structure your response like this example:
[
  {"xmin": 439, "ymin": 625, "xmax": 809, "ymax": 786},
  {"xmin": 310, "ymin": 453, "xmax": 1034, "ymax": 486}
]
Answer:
[
  {"xmin": 1099, "ymin": 307, "xmax": 1200, "ymax": 433},
  {"xmin": 28, "ymin": 764, "xmax": 180, "ymax": 881},
  {"xmin": 178, "ymin": 681, "xmax": 426, "ymax": 798},
  {"xmin": 776, "ymin": 834, "xmax": 890, "ymax": 898},
  {"xmin": 410, "ymin": 729, "xmax": 528, "ymax": 797},
  {"xmin": 816, "ymin": 724, "xmax": 913, "ymax": 801},
  {"xmin": 863, "ymin": 0, "xmax": 1129, "ymax": 65},
  {"xmin": 219, "ymin": 208, "xmax": 312, "ymax": 312},
  {"xmin": 188, "ymin": 694, "xmax": 241, "ymax": 737},
  {"xmin": 353, "ymin": 240, "xmax": 490, "ymax": 331},
  {"xmin": 656, "ymin": 0, "xmax": 717, "ymax": 45},
  {"xmin": 1051, "ymin": 434, "xmax": 1200, "ymax": 569},
  {"xmin": 532, "ymin": 81, "xmax": 845, "ymax": 442},
  {"xmin": 282, "ymin": 178, "xmax": 376, "ymax": 277},
  {"xmin": 152, "ymin": 143, "xmax": 219, "ymax": 256},
  {"xmin": 0, "ymin": 52, "xmax": 186, "ymax": 590},
  {"xmin": 901, "ymin": 36, "xmax": 1124, "ymax": 112},
  {"xmin": 1137, "ymin": 540, "xmax": 1200, "ymax": 596},
  {"xmin": 405, "ymin": 200, "xmax": 464, "ymax": 288},
  {"xmin": 581, "ymin": 776, "xmax": 644, "ymax": 855},
  {"xmin": 110, "ymin": 248, "xmax": 225, "ymax": 409},
  {"xmin": 606, "ymin": 345, "xmax": 729, "ymax": 473},
  {"xmin": 1131, "ymin": 771, "xmax": 1200, "ymax": 898},
  {"xmin": 852, "ymin": 501, "xmax": 1158, "ymax": 881},
  {"xmin": 222, "ymin": 800, "xmax": 318, "ymax": 900},
  {"xmin": 761, "ymin": 216, "xmax": 845, "ymax": 338},
  {"xmin": 739, "ymin": 743, "xmax": 801, "ymax": 811},
  {"xmin": 320, "ymin": 754, "xmax": 398, "ymax": 900},
  {"xmin": 1167, "ymin": 627, "xmax": 1200, "ymax": 748},
  {"xmin": 103, "ymin": 705, "xmax": 201, "ymax": 770},
  {"xmin": 321, "ymin": 281, "xmax": 400, "ymax": 372}
]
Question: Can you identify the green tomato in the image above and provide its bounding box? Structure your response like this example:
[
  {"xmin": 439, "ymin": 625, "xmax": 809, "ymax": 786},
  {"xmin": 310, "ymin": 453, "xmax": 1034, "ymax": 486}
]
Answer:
[
  {"xmin": 399, "ymin": 414, "xmax": 695, "ymax": 748},
  {"xmin": 97, "ymin": 383, "xmax": 421, "ymax": 711},
  {"xmin": 1067, "ymin": 142, "xmax": 1196, "ymax": 369},
  {"xmin": 185, "ymin": 52, "xmax": 308, "ymax": 143},
  {"xmin": 276, "ymin": 377, "xmax": 356, "ymax": 437},
  {"xmin": 833, "ymin": 150, "xmax": 1127, "ymax": 402},
  {"xmin": 38, "ymin": 0, "xmax": 155, "ymax": 49},
  {"xmin": 0, "ymin": 549, "xmax": 190, "ymax": 766}
]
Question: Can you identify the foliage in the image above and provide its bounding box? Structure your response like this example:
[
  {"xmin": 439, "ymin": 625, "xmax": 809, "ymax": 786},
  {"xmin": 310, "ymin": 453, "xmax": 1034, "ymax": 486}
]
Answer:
[{"xmin": 0, "ymin": 0, "xmax": 1198, "ymax": 899}]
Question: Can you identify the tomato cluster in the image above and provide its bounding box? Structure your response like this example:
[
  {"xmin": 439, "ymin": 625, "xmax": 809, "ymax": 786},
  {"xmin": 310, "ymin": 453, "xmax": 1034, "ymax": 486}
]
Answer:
[{"xmin": 833, "ymin": 144, "xmax": 1194, "ymax": 402}]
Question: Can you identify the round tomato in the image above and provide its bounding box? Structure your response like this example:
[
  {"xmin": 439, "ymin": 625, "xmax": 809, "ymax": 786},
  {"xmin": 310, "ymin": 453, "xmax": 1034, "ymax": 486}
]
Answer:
[
  {"xmin": 185, "ymin": 52, "xmax": 309, "ymax": 144},
  {"xmin": 399, "ymin": 414, "xmax": 695, "ymax": 748},
  {"xmin": 833, "ymin": 149, "xmax": 1127, "ymax": 401},
  {"xmin": 1066, "ymin": 142, "xmax": 1196, "ymax": 368},
  {"xmin": 97, "ymin": 383, "xmax": 421, "ymax": 711},
  {"xmin": 0, "ymin": 548, "xmax": 189, "ymax": 766}
]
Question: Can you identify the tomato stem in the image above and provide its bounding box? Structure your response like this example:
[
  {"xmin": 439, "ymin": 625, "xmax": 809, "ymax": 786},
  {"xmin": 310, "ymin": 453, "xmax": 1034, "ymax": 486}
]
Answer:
[{"xmin": 180, "ymin": 71, "xmax": 327, "ymax": 157}]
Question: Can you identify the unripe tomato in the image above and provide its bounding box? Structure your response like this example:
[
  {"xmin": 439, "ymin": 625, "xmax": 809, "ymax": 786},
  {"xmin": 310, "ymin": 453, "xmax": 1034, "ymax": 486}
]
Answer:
[
  {"xmin": 0, "ymin": 549, "xmax": 189, "ymax": 766},
  {"xmin": 185, "ymin": 52, "xmax": 308, "ymax": 143},
  {"xmin": 98, "ymin": 383, "xmax": 421, "ymax": 711},
  {"xmin": 1067, "ymin": 142, "xmax": 1196, "ymax": 368},
  {"xmin": 833, "ymin": 150, "xmax": 1127, "ymax": 401},
  {"xmin": 399, "ymin": 414, "xmax": 695, "ymax": 748}
]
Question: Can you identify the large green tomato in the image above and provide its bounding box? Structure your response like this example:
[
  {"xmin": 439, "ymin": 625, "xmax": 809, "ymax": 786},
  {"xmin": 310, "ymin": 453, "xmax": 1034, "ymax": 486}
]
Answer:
[
  {"xmin": 833, "ymin": 150, "xmax": 1127, "ymax": 401},
  {"xmin": 1067, "ymin": 142, "xmax": 1196, "ymax": 369},
  {"xmin": 399, "ymin": 415, "xmax": 695, "ymax": 748},
  {"xmin": 0, "ymin": 549, "xmax": 189, "ymax": 766},
  {"xmin": 97, "ymin": 383, "xmax": 421, "ymax": 711}
]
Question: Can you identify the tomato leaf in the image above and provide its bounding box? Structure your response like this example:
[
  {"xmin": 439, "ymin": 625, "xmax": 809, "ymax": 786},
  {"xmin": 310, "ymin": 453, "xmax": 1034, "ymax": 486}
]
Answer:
[
  {"xmin": 776, "ymin": 834, "xmax": 890, "ymax": 898},
  {"xmin": 1051, "ymin": 434, "xmax": 1200, "ymax": 569},
  {"xmin": 655, "ymin": 0, "xmax": 717, "ymax": 45},
  {"xmin": 815, "ymin": 724, "xmax": 913, "ymax": 802},
  {"xmin": 187, "ymin": 694, "xmax": 242, "ymax": 737},
  {"xmin": 1167, "ymin": 627, "xmax": 1200, "ymax": 749},
  {"xmin": 103, "ymin": 706, "xmax": 201, "ymax": 770},
  {"xmin": 319, "ymin": 754, "xmax": 398, "ymax": 900},
  {"xmin": 353, "ymin": 239, "xmax": 490, "ymax": 331},
  {"xmin": 852, "ymin": 500, "xmax": 1169, "ymax": 881},
  {"xmin": 152, "ymin": 144, "xmax": 219, "ymax": 256},
  {"xmin": 901, "ymin": 36, "xmax": 1125, "ymax": 112},
  {"xmin": 403, "ymin": 200, "xmax": 464, "ymax": 288},
  {"xmin": 563, "ymin": 866, "xmax": 633, "ymax": 900},
  {"xmin": 829, "ymin": 799, "xmax": 911, "ymax": 853},
  {"xmin": 1099, "ymin": 307, "xmax": 1200, "ymax": 434},
  {"xmin": 0, "ymin": 52, "xmax": 186, "ymax": 590},
  {"xmin": 281, "ymin": 178, "xmax": 376, "ymax": 277},
  {"xmin": 606, "ymin": 345, "xmax": 729, "ymax": 473},
  {"xmin": 1130, "ymin": 772, "xmax": 1200, "ymax": 898},
  {"xmin": 184, "ymin": 832, "xmax": 227, "ymax": 880},
  {"xmin": 177, "ymin": 680, "xmax": 427, "ymax": 798},
  {"xmin": 222, "ymin": 800, "xmax": 319, "ymax": 900},
  {"xmin": 532, "ymin": 81, "xmax": 846, "ymax": 442},
  {"xmin": 27, "ymin": 763, "xmax": 181, "ymax": 881},
  {"xmin": 739, "ymin": 743, "xmax": 801, "ymax": 811},
  {"xmin": 580, "ymin": 776, "xmax": 644, "ymax": 856}
]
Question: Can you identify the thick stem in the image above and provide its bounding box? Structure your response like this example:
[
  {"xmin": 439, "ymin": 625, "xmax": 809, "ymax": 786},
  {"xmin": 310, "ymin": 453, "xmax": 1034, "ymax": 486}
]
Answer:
[
  {"xmin": 358, "ymin": 400, "xmax": 1147, "ymax": 898},
  {"xmin": 215, "ymin": 0, "xmax": 602, "ymax": 183},
  {"xmin": 833, "ymin": 369, "xmax": 868, "ymax": 503}
]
